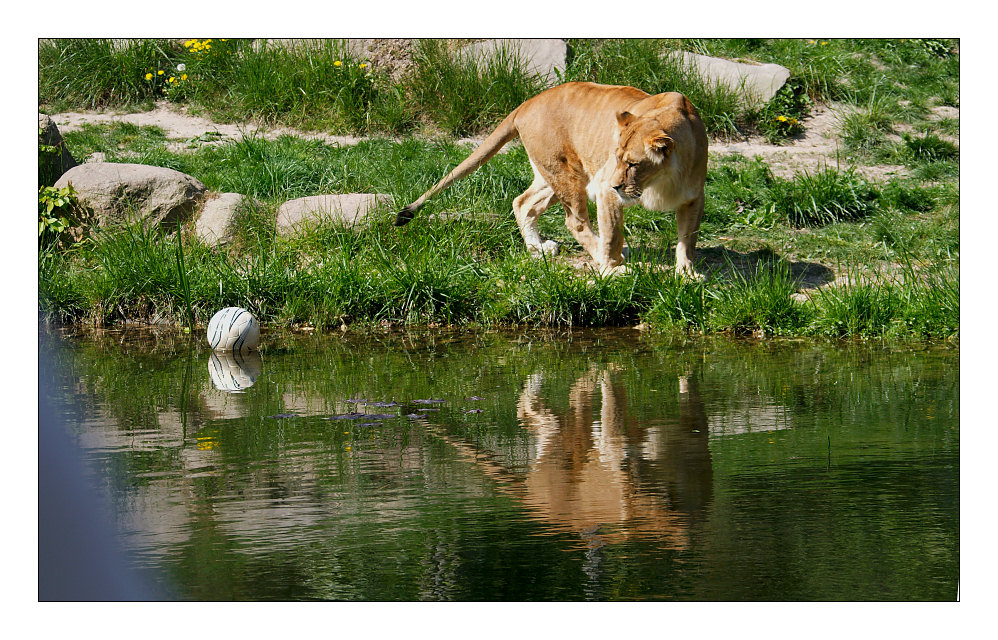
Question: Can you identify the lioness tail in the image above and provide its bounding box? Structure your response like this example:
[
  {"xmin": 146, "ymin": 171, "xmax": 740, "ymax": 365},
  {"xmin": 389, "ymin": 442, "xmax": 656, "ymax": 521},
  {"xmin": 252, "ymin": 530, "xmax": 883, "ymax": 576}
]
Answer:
[{"xmin": 395, "ymin": 109, "xmax": 520, "ymax": 226}]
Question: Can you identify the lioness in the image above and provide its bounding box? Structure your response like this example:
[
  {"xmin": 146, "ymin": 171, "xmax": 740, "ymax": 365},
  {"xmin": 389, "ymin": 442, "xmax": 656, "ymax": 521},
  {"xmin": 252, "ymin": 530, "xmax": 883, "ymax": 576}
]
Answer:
[{"xmin": 396, "ymin": 81, "xmax": 708, "ymax": 276}]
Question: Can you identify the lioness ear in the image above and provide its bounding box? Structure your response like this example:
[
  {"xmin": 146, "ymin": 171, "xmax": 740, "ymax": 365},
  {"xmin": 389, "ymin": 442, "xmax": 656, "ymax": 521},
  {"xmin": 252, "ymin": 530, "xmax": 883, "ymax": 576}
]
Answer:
[
  {"xmin": 645, "ymin": 133, "xmax": 675, "ymax": 163},
  {"xmin": 616, "ymin": 111, "xmax": 636, "ymax": 128}
]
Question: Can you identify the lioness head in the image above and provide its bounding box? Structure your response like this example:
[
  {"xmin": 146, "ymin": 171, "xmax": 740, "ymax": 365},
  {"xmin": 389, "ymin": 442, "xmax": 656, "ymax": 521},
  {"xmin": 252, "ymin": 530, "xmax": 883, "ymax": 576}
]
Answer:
[{"xmin": 610, "ymin": 111, "xmax": 676, "ymax": 202}]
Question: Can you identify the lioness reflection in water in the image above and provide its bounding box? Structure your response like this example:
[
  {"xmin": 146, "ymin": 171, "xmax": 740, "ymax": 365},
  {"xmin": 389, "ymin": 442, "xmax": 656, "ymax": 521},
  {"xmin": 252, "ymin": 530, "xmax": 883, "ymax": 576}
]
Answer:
[{"xmin": 426, "ymin": 365, "xmax": 712, "ymax": 550}]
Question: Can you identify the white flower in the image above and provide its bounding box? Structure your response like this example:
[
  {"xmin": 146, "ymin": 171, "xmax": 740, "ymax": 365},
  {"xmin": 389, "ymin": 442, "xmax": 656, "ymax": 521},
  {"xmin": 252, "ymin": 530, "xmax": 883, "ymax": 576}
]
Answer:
[{"xmin": 177, "ymin": 63, "xmax": 186, "ymax": 72}]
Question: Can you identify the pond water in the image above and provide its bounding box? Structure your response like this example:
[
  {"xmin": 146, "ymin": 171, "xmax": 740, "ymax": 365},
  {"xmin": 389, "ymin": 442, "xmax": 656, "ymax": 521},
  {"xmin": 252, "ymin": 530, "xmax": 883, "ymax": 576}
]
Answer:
[{"xmin": 39, "ymin": 328, "xmax": 959, "ymax": 601}]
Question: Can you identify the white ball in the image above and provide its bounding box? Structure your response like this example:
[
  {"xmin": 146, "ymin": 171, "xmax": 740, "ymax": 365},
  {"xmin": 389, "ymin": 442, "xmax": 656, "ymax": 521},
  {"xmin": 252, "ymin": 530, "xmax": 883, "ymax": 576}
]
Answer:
[{"xmin": 207, "ymin": 307, "xmax": 260, "ymax": 352}]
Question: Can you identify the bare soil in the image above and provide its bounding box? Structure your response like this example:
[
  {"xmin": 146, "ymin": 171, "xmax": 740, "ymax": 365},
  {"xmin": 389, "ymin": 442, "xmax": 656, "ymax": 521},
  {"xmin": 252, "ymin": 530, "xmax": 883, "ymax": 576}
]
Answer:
[{"xmin": 53, "ymin": 99, "xmax": 957, "ymax": 178}]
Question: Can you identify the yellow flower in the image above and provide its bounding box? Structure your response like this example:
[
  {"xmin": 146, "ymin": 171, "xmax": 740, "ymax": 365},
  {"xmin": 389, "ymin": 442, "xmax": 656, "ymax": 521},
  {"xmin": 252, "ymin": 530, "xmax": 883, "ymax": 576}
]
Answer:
[
  {"xmin": 181, "ymin": 73, "xmax": 188, "ymax": 81},
  {"xmin": 334, "ymin": 60, "xmax": 342, "ymax": 67},
  {"xmin": 158, "ymin": 70, "xmax": 164, "ymax": 75},
  {"xmin": 777, "ymin": 115, "xmax": 788, "ymax": 122},
  {"xmin": 184, "ymin": 40, "xmax": 194, "ymax": 48},
  {"xmin": 145, "ymin": 72, "xmax": 153, "ymax": 80},
  {"xmin": 169, "ymin": 76, "xmax": 176, "ymax": 83},
  {"xmin": 359, "ymin": 63, "xmax": 368, "ymax": 69},
  {"xmin": 820, "ymin": 41, "xmax": 828, "ymax": 45}
]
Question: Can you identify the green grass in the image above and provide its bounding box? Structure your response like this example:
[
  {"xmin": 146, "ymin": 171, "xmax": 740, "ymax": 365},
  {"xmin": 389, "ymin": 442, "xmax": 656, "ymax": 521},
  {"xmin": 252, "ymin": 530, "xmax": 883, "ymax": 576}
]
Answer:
[
  {"xmin": 708, "ymin": 256, "xmax": 811, "ymax": 336},
  {"xmin": 404, "ymin": 39, "xmax": 546, "ymax": 137},
  {"xmin": 772, "ymin": 167, "xmax": 881, "ymax": 227},
  {"xmin": 563, "ymin": 38, "xmax": 744, "ymax": 137},
  {"xmin": 38, "ymin": 39, "xmax": 959, "ymax": 339},
  {"xmin": 39, "ymin": 39, "xmax": 184, "ymax": 111}
]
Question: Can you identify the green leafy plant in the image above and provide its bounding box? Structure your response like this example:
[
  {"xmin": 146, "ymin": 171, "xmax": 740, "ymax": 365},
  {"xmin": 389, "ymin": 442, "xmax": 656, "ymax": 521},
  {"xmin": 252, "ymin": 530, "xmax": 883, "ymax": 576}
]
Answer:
[
  {"xmin": 39, "ymin": 184, "xmax": 79, "ymax": 244},
  {"xmin": 757, "ymin": 81, "xmax": 810, "ymax": 143}
]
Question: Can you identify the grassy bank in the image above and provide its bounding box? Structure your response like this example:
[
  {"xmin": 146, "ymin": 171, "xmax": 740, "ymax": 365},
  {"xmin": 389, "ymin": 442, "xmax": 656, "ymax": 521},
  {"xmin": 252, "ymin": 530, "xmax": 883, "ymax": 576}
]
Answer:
[
  {"xmin": 38, "ymin": 39, "xmax": 959, "ymax": 340},
  {"xmin": 38, "ymin": 132, "xmax": 958, "ymax": 339}
]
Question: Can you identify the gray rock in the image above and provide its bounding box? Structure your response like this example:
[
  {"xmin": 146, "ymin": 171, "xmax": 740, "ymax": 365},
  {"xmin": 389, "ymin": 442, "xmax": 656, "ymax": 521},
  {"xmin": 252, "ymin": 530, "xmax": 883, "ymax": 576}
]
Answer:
[
  {"xmin": 39, "ymin": 114, "xmax": 77, "ymax": 184},
  {"xmin": 461, "ymin": 39, "xmax": 567, "ymax": 85},
  {"xmin": 666, "ymin": 51, "xmax": 791, "ymax": 106},
  {"xmin": 54, "ymin": 163, "xmax": 207, "ymax": 229},
  {"xmin": 276, "ymin": 193, "xmax": 392, "ymax": 234},
  {"xmin": 196, "ymin": 192, "xmax": 254, "ymax": 246}
]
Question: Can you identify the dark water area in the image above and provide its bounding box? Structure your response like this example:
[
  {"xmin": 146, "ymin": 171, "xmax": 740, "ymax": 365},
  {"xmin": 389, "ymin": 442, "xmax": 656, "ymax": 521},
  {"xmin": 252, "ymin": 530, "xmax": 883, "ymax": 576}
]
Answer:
[{"xmin": 39, "ymin": 328, "xmax": 959, "ymax": 601}]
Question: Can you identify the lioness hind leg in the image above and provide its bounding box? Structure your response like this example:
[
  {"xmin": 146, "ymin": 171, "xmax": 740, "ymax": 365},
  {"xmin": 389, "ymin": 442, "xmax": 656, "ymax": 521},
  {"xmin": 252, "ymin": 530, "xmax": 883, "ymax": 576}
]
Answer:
[
  {"xmin": 514, "ymin": 175, "xmax": 559, "ymax": 257},
  {"xmin": 561, "ymin": 192, "xmax": 602, "ymax": 263},
  {"xmin": 676, "ymin": 194, "xmax": 705, "ymax": 279}
]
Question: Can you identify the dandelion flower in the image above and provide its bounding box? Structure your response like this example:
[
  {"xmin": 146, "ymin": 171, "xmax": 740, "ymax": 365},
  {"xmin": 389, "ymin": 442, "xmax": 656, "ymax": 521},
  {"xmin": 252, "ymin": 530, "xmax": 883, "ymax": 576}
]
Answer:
[
  {"xmin": 169, "ymin": 76, "xmax": 176, "ymax": 83},
  {"xmin": 820, "ymin": 41, "xmax": 828, "ymax": 45},
  {"xmin": 334, "ymin": 60, "xmax": 342, "ymax": 67},
  {"xmin": 177, "ymin": 63, "xmax": 186, "ymax": 72},
  {"xmin": 145, "ymin": 72, "xmax": 153, "ymax": 80},
  {"xmin": 777, "ymin": 115, "xmax": 788, "ymax": 122},
  {"xmin": 359, "ymin": 62, "xmax": 368, "ymax": 69},
  {"xmin": 181, "ymin": 73, "xmax": 188, "ymax": 81},
  {"xmin": 158, "ymin": 70, "xmax": 164, "ymax": 76}
]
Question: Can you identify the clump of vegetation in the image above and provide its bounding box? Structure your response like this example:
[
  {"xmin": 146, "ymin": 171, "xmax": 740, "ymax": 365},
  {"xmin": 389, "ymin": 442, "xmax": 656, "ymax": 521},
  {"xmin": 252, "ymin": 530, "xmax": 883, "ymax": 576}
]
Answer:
[
  {"xmin": 404, "ymin": 40, "xmax": 546, "ymax": 137},
  {"xmin": 708, "ymin": 256, "xmax": 811, "ymax": 335},
  {"xmin": 772, "ymin": 168, "xmax": 880, "ymax": 227},
  {"xmin": 38, "ymin": 184, "xmax": 79, "ymax": 247},
  {"xmin": 756, "ymin": 81, "xmax": 810, "ymax": 143}
]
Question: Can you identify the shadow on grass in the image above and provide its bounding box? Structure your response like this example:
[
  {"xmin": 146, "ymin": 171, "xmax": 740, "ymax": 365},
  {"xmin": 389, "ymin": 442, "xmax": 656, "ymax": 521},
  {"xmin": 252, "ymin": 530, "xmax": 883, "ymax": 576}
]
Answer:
[{"xmin": 625, "ymin": 245, "xmax": 834, "ymax": 291}]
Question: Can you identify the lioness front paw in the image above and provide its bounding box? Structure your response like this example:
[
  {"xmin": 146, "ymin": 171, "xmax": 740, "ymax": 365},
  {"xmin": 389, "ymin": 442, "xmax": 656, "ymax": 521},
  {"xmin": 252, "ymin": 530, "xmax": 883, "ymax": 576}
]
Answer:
[
  {"xmin": 596, "ymin": 263, "xmax": 631, "ymax": 277},
  {"xmin": 528, "ymin": 240, "xmax": 560, "ymax": 257}
]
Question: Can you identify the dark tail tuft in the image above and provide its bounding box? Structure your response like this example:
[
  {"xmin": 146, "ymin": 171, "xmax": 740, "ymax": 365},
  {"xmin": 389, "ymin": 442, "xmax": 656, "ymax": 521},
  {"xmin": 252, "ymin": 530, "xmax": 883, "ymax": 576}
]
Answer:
[{"xmin": 395, "ymin": 204, "xmax": 418, "ymax": 226}]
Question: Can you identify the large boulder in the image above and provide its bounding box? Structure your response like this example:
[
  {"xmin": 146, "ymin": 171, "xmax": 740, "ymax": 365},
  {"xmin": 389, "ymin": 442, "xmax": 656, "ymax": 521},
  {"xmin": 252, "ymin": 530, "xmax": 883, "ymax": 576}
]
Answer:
[
  {"xmin": 39, "ymin": 113, "xmax": 77, "ymax": 185},
  {"xmin": 195, "ymin": 192, "xmax": 256, "ymax": 246},
  {"xmin": 461, "ymin": 39, "xmax": 567, "ymax": 85},
  {"xmin": 54, "ymin": 163, "xmax": 207, "ymax": 229},
  {"xmin": 276, "ymin": 193, "xmax": 391, "ymax": 234},
  {"xmin": 666, "ymin": 51, "xmax": 791, "ymax": 106}
]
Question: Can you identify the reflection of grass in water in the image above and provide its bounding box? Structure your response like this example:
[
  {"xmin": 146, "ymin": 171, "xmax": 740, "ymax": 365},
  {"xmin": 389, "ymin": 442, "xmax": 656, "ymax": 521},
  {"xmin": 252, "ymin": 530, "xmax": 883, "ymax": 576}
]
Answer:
[{"xmin": 50, "ymin": 327, "xmax": 959, "ymax": 600}]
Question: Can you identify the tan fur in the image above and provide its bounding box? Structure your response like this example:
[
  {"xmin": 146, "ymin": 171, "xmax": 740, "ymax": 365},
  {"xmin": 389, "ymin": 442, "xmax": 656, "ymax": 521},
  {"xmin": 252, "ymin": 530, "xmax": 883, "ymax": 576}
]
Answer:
[{"xmin": 396, "ymin": 82, "xmax": 709, "ymax": 276}]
